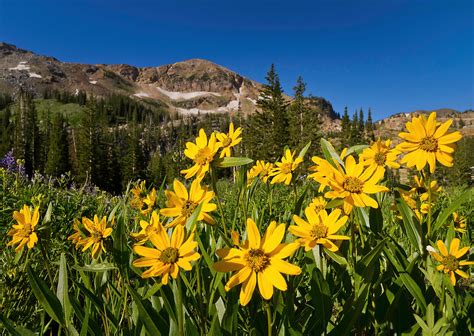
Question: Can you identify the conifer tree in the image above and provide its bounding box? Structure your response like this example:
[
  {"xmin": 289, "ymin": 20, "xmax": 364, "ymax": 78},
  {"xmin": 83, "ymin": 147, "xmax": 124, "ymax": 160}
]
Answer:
[
  {"xmin": 13, "ymin": 90, "xmax": 39, "ymax": 175},
  {"xmin": 255, "ymin": 64, "xmax": 289, "ymax": 159},
  {"xmin": 358, "ymin": 108, "xmax": 365, "ymax": 135},
  {"xmin": 341, "ymin": 106, "xmax": 351, "ymax": 140},
  {"xmin": 350, "ymin": 111, "xmax": 361, "ymax": 145},
  {"xmin": 45, "ymin": 113, "xmax": 69, "ymax": 177},
  {"xmin": 0, "ymin": 106, "xmax": 12, "ymax": 156},
  {"xmin": 288, "ymin": 76, "xmax": 307, "ymax": 146},
  {"xmin": 366, "ymin": 108, "xmax": 375, "ymax": 141}
]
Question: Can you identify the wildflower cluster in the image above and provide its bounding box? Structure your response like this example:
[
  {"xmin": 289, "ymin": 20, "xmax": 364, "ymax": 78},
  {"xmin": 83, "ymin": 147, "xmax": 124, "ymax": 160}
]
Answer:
[{"xmin": 4, "ymin": 112, "xmax": 472, "ymax": 335}]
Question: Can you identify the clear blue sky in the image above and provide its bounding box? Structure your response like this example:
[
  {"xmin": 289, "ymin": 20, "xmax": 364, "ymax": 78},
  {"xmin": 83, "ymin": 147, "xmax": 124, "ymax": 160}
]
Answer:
[{"xmin": 1, "ymin": 0, "xmax": 472, "ymax": 120}]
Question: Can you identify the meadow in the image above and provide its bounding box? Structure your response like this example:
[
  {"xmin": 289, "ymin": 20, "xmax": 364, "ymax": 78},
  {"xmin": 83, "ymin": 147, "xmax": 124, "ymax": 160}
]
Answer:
[{"xmin": 0, "ymin": 112, "xmax": 472, "ymax": 335}]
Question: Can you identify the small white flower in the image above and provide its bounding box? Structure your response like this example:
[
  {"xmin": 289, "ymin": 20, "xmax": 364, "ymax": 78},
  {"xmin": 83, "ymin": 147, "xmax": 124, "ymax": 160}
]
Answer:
[{"xmin": 426, "ymin": 245, "xmax": 436, "ymax": 253}]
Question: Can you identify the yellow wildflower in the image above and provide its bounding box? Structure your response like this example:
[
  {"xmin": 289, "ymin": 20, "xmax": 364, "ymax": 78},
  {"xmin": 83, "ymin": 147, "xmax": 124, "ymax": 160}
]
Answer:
[
  {"xmin": 160, "ymin": 179, "xmax": 216, "ymax": 228},
  {"xmin": 131, "ymin": 211, "xmax": 164, "ymax": 245},
  {"xmin": 270, "ymin": 149, "xmax": 303, "ymax": 185},
  {"xmin": 132, "ymin": 225, "xmax": 200, "ymax": 285},
  {"xmin": 81, "ymin": 215, "xmax": 113, "ymax": 258},
  {"xmin": 360, "ymin": 139, "xmax": 400, "ymax": 175},
  {"xmin": 290, "ymin": 207, "xmax": 349, "ymax": 252},
  {"xmin": 247, "ymin": 160, "xmax": 274, "ymax": 184},
  {"xmin": 181, "ymin": 129, "xmax": 221, "ymax": 180},
  {"xmin": 7, "ymin": 205, "xmax": 40, "ymax": 252},
  {"xmin": 318, "ymin": 155, "xmax": 389, "ymax": 214},
  {"xmin": 214, "ymin": 218, "xmax": 301, "ymax": 306},
  {"xmin": 429, "ymin": 238, "xmax": 473, "ymax": 285},
  {"xmin": 67, "ymin": 218, "xmax": 84, "ymax": 248},
  {"xmin": 308, "ymin": 196, "xmax": 327, "ymax": 214},
  {"xmin": 141, "ymin": 188, "xmax": 157, "ymax": 216},
  {"xmin": 453, "ymin": 212, "xmax": 467, "ymax": 233},
  {"xmin": 396, "ymin": 112, "xmax": 462, "ymax": 173},
  {"xmin": 130, "ymin": 180, "xmax": 147, "ymax": 210},
  {"xmin": 216, "ymin": 122, "xmax": 242, "ymax": 158}
]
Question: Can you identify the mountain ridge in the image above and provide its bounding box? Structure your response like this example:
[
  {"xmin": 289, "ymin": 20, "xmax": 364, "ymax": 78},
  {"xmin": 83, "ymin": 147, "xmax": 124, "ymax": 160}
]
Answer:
[{"xmin": 0, "ymin": 42, "xmax": 472, "ymax": 137}]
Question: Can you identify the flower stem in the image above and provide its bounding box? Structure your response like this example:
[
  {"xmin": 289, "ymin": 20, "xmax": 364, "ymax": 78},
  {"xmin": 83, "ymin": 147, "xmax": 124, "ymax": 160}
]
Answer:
[
  {"xmin": 176, "ymin": 276, "xmax": 185, "ymax": 336},
  {"xmin": 427, "ymin": 174, "xmax": 432, "ymax": 240},
  {"xmin": 265, "ymin": 301, "xmax": 273, "ymax": 336},
  {"xmin": 210, "ymin": 167, "xmax": 227, "ymax": 236},
  {"xmin": 39, "ymin": 240, "xmax": 54, "ymax": 285}
]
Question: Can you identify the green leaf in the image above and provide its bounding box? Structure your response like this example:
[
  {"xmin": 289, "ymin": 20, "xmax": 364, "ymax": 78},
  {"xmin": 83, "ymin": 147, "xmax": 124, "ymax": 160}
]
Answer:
[
  {"xmin": 74, "ymin": 282, "xmax": 119, "ymax": 328},
  {"xmin": 112, "ymin": 215, "xmax": 129, "ymax": 278},
  {"xmin": 215, "ymin": 157, "xmax": 253, "ymax": 168},
  {"xmin": 144, "ymin": 281, "xmax": 163, "ymax": 300},
  {"xmin": 72, "ymin": 263, "xmax": 117, "ymax": 272},
  {"xmin": 433, "ymin": 188, "xmax": 472, "ymax": 234},
  {"xmin": 185, "ymin": 202, "xmax": 203, "ymax": 232},
  {"xmin": 297, "ymin": 141, "xmax": 312, "ymax": 159},
  {"xmin": 27, "ymin": 266, "xmax": 65, "ymax": 325},
  {"xmin": 324, "ymin": 249, "xmax": 348, "ymax": 266},
  {"xmin": 328, "ymin": 284, "xmax": 371, "ymax": 335},
  {"xmin": 345, "ymin": 145, "xmax": 368, "ymax": 156},
  {"xmin": 399, "ymin": 273, "xmax": 427, "ymax": 314},
  {"xmin": 413, "ymin": 314, "xmax": 430, "ymax": 333},
  {"xmin": 0, "ymin": 314, "xmax": 24, "ymax": 336},
  {"xmin": 208, "ymin": 313, "xmax": 222, "ymax": 336},
  {"xmin": 356, "ymin": 238, "xmax": 388, "ymax": 282},
  {"xmin": 396, "ymin": 199, "xmax": 423, "ymax": 254},
  {"xmin": 306, "ymin": 268, "xmax": 332, "ymax": 334},
  {"xmin": 57, "ymin": 253, "xmax": 72, "ymax": 324},
  {"xmin": 127, "ymin": 284, "xmax": 168, "ymax": 336},
  {"xmin": 43, "ymin": 202, "xmax": 53, "ymax": 224},
  {"xmin": 320, "ymin": 138, "xmax": 344, "ymax": 167}
]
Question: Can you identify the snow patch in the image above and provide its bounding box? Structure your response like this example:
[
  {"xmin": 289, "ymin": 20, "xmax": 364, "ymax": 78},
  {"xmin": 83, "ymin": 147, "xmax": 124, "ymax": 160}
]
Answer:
[
  {"xmin": 9, "ymin": 62, "xmax": 42, "ymax": 78},
  {"xmin": 246, "ymin": 97, "xmax": 257, "ymax": 105},
  {"xmin": 9, "ymin": 62, "xmax": 30, "ymax": 71},
  {"xmin": 226, "ymin": 100, "xmax": 239, "ymax": 110},
  {"xmin": 176, "ymin": 99, "xmax": 239, "ymax": 115},
  {"xmin": 156, "ymin": 86, "xmax": 221, "ymax": 100},
  {"xmin": 134, "ymin": 92, "xmax": 150, "ymax": 98},
  {"xmin": 89, "ymin": 80, "xmax": 97, "ymax": 85}
]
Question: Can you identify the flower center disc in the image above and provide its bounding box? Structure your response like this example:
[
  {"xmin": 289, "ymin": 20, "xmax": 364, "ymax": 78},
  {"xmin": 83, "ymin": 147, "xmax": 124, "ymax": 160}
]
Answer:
[
  {"xmin": 310, "ymin": 224, "xmax": 328, "ymax": 240},
  {"xmin": 245, "ymin": 248, "xmax": 270, "ymax": 272},
  {"xmin": 419, "ymin": 136, "xmax": 438, "ymax": 152},
  {"xmin": 222, "ymin": 137, "xmax": 232, "ymax": 147},
  {"xmin": 92, "ymin": 231, "xmax": 102, "ymax": 242},
  {"xmin": 442, "ymin": 255, "xmax": 459, "ymax": 272},
  {"xmin": 19, "ymin": 224, "xmax": 32, "ymax": 237},
  {"xmin": 160, "ymin": 247, "xmax": 179, "ymax": 264},
  {"xmin": 280, "ymin": 163, "xmax": 293, "ymax": 174},
  {"xmin": 374, "ymin": 152, "xmax": 387, "ymax": 166},
  {"xmin": 181, "ymin": 200, "xmax": 197, "ymax": 217},
  {"xmin": 195, "ymin": 148, "xmax": 212, "ymax": 165},
  {"xmin": 343, "ymin": 177, "xmax": 364, "ymax": 194},
  {"xmin": 312, "ymin": 204, "xmax": 325, "ymax": 213}
]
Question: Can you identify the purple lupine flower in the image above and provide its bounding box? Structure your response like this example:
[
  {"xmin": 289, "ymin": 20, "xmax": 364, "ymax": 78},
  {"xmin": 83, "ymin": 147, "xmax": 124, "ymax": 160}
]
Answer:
[{"xmin": 0, "ymin": 150, "xmax": 25, "ymax": 175}]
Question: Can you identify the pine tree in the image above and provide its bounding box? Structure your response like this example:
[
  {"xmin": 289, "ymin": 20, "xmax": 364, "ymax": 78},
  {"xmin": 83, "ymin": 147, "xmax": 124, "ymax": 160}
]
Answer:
[
  {"xmin": 13, "ymin": 90, "xmax": 40, "ymax": 175},
  {"xmin": 358, "ymin": 108, "xmax": 365, "ymax": 135},
  {"xmin": 350, "ymin": 111, "xmax": 361, "ymax": 146},
  {"xmin": 0, "ymin": 106, "xmax": 12, "ymax": 156},
  {"xmin": 341, "ymin": 106, "xmax": 351, "ymax": 140},
  {"xmin": 288, "ymin": 76, "xmax": 307, "ymax": 146},
  {"xmin": 254, "ymin": 64, "xmax": 289, "ymax": 159},
  {"xmin": 366, "ymin": 108, "xmax": 375, "ymax": 142},
  {"xmin": 45, "ymin": 113, "xmax": 69, "ymax": 177}
]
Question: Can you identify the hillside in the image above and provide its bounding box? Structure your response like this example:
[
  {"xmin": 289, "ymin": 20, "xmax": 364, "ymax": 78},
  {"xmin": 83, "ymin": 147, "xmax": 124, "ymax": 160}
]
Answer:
[
  {"xmin": 0, "ymin": 42, "xmax": 262, "ymax": 116},
  {"xmin": 375, "ymin": 108, "xmax": 474, "ymax": 139}
]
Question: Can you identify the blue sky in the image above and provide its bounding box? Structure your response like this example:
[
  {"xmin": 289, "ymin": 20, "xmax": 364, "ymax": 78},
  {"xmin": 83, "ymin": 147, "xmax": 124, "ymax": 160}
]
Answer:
[{"xmin": 0, "ymin": 0, "xmax": 472, "ymax": 120}]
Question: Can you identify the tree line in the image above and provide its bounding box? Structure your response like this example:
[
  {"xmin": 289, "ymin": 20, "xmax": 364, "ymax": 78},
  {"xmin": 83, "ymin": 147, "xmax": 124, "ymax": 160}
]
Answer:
[{"xmin": 1, "ymin": 66, "xmax": 471, "ymax": 193}]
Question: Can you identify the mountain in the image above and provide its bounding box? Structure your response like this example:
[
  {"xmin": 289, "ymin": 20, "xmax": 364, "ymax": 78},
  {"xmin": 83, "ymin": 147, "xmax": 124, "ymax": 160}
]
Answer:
[
  {"xmin": 0, "ymin": 42, "xmax": 263, "ymax": 116},
  {"xmin": 375, "ymin": 108, "xmax": 474, "ymax": 139}
]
